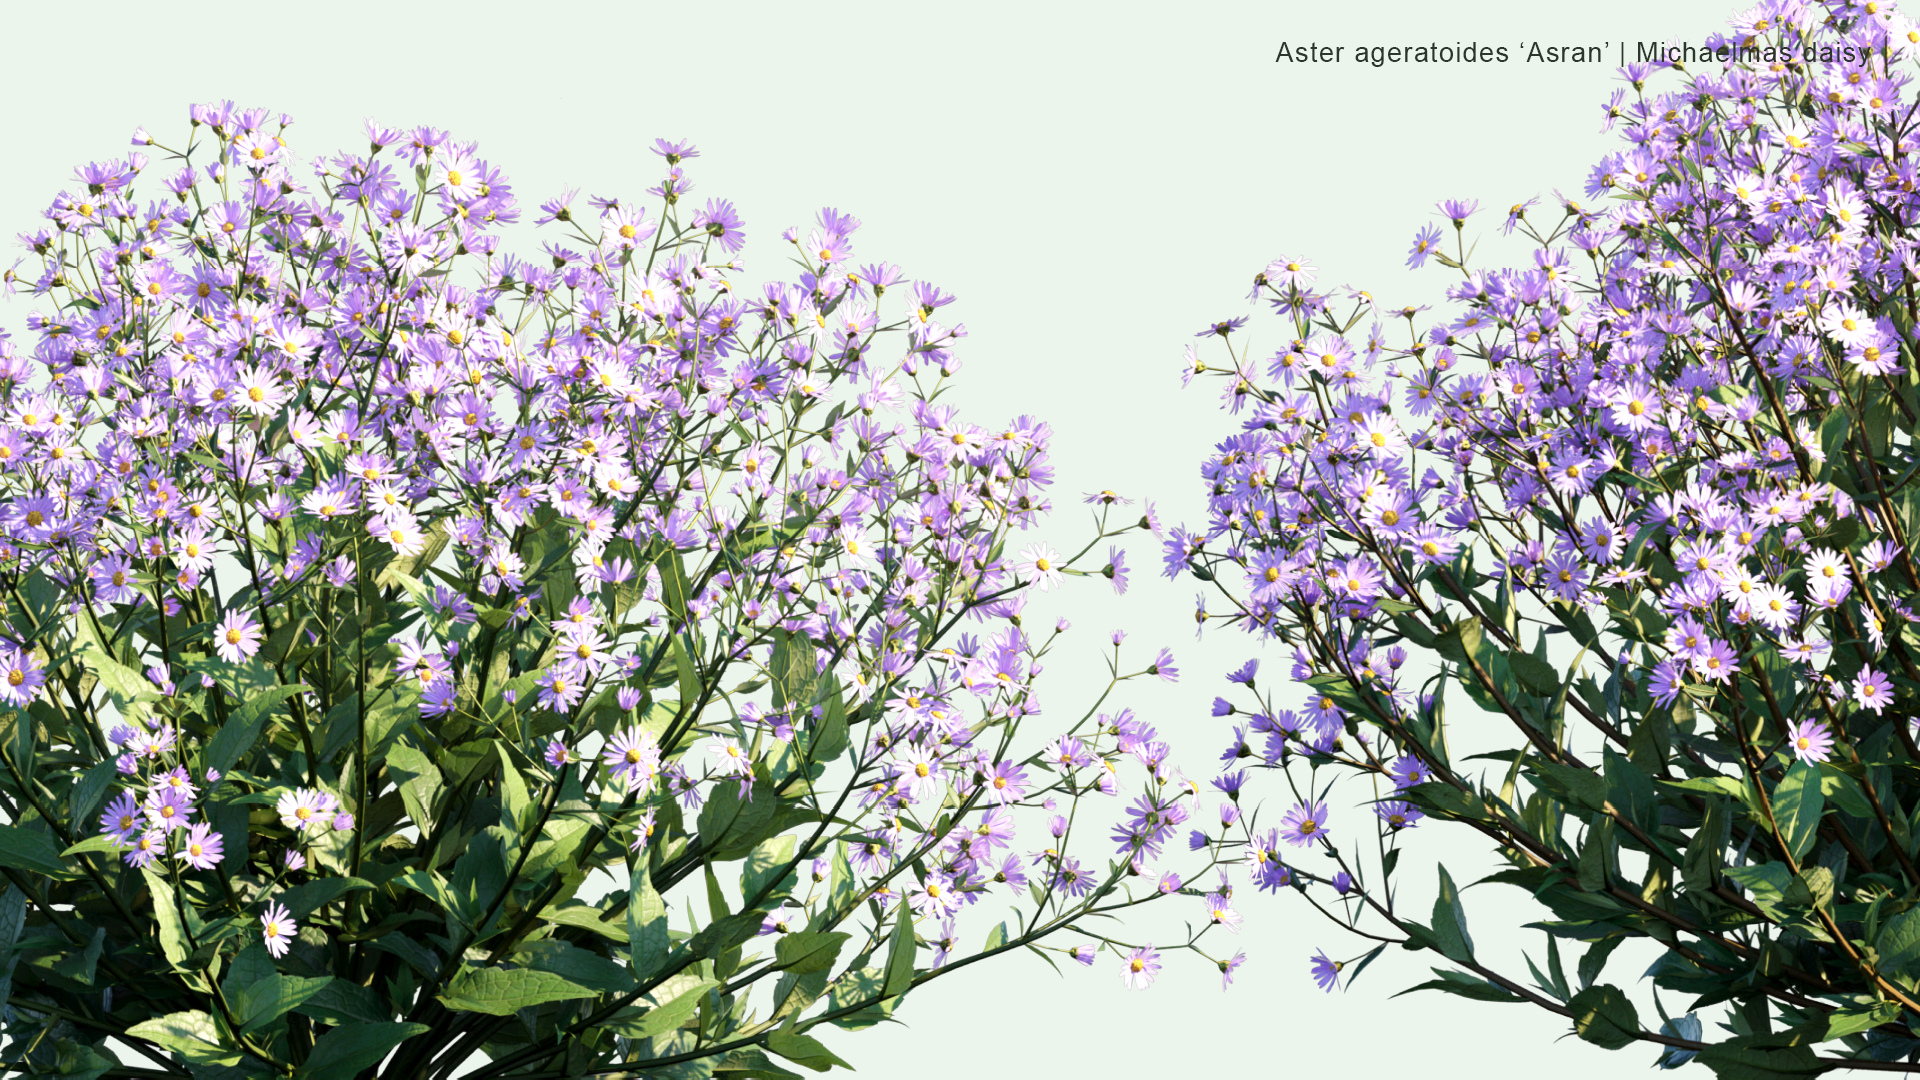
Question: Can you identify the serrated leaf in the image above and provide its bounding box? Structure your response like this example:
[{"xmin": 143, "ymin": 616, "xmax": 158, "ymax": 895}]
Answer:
[
  {"xmin": 438, "ymin": 966, "xmax": 602, "ymax": 1015},
  {"xmin": 1693, "ymin": 1043, "xmax": 1824, "ymax": 1079},
  {"xmin": 763, "ymin": 1029, "xmax": 851, "ymax": 1073},
  {"xmin": 236, "ymin": 974, "xmax": 335, "ymax": 1035},
  {"xmin": 614, "ymin": 977, "xmax": 719, "ymax": 1039},
  {"xmin": 201, "ymin": 683, "xmax": 310, "ymax": 777},
  {"xmin": 544, "ymin": 904, "xmax": 631, "ymax": 944},
  {"xmin": 775, "ymin": 931, "xmax": 850, "ymax": 976},
  {"xmin": 294, "ymin": 976, "xmax": 390, "ymax": 1027},
  {"xmin": 295, "ymin": 1021, "xmax": 427, "ymax": 1078},
  {"xmin": 0, "ymin": 825, "xmax": 75, "ymax": 879},
  {"xmin": 124, "ymin": 1011, "xmax": 240, "ymax": 1067},
  {"xmin": 743, "ymin": 834, "xmax": 798, "ymax": 903},
  {"xmin": 1568, "ymin": 983, "xmax": 1640, "ymax": 1049},
  {"xmin": 512, "ymin": 938, "xmax": 634, "ymax": 994},
  {"xmin": 279, "ymin": 876, "xmax": 373, "ymax": 921}
]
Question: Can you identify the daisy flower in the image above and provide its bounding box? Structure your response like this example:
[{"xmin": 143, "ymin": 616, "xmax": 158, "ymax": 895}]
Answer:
[
  {"xmin": 604, "ymin": 728, "xmax": 661, "ymax": 789},
  {"xmin": 213, "ymin": 610, "xmax": 263, "ymax": 664},
  {"xmin": 1016, "ymin": 544, "xmax": 1064, "ymax": 592},
  {"xmin": 1120, "ymin": 944, "xmax": 1162, "ymax": 990},
  {"xmin": 1787, "ymin": 719, "xmax": 1834, "ymax": 764},
  {"xmin": 261, "ymin": 900, "xmax": 297, "ymax": 959},
  {"xmin": 277, "ymin": 788, "xmax": 337, "ymax": 832},
  {"xmin": 178, "ymin": 823, "xmax": 224, "ymax": 870}
]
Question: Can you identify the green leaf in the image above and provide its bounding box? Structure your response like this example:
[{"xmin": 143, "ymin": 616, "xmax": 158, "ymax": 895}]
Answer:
[
  {"xmin": 1822, "ymin": 999, "xmax": 1901, "ymax": 1040},
  {"xmin": 1568, "ymin": 983, "xmax": 1640, "ymax": 1049},
  {"xmin": 279, "ymin": 876, "xmax": 373, "ymax": 921},
  {"xmin": 295, "ymin": 1021, "xmax": 428, "ymax": 1078},
  {"xmin": 124, "ymin": 1011, "xmax": 241, "ymax": 1068},
  {"xmin": 763, "ymin": 1029, "xmax": 852, "ymax": 1073},
  {"xmin": 1693, "ymin": 1043, "xmax": 1824, "ymax": 1079},
  {"xmin": 0, "ymin": 825, "xmax": 75, "ymax": 879},
  {"xmin": 822, "ymin": 967, "xmax": 898, "ymax": 1031},
  {"xmin": 882, "ymin": 911, "xmax": 917, "ymax": 998},
  {"xmin": 66, "ymin": 759, "xmax": 117, "ymax": 834},
  {"xmin": 496, "ymin": 741, "xmax": 533, "ymax": 833},
  {"xmin": 1431, "ymin": 865, "xmax": 1474, "ymax": 964},
  {"xmin": 673, "ymin": 633, "xmax": 702, "ymax": 709},
  {"xmin": 1577, "ymin": 935, "xmax": 1623, "ymax": 991},
  {"xmin": 201, "ymin": 683, "xmax": 310, "ymax": 778},
  {"xmin": 78, "ymin": 635, "xmax": 161, "ymax": 706},
  {"xmin": 1394, "ymin": 967, "xmax": 1521, "ymax": 1002},
  {"xmin": 142, "ymin": 867, "xmax": 191, "ymax": 969},
  {"xmin": 1771, "ymin": 761, "xmax": 1824, "ymax": 863},
  {"xmin": 743, "ymin": 834, "xmax": 798, "ymax": 903},
  {"xmin": 438, "ymin": 966, "xmax": 604, "ymax": 1015},
  {"xmin": 1509, "ymin": 650, "xmax": 1562, "ymax": 697},
  {"xmin": 615, "ymin": 977, "xmax": 719, "ymax": 1039},
  {"xmin": 59, "ymin": 834, "xmax": 125, "ymax": 859},
  {"xmin": 50, "ymin": 926, "xmax": 104, "ymax": 986},
  {"xmin": 698, "ymin": 777, "xmax": 779, "ymax": 860},
  {"xmin": 770, "ymin": 630, "xmax": 818, "ymax": 713},
  {"xmin": 775, "ymin": 931, "xmax": 850, "ymax": 975},
  {"xmin": 809, "ymin": 690, "xmax": 850, "ymax": 766},
  {"xmin": 236, "ymin": 974, "xmax": 335, "ymax": 1035},
  {"xmin": 511, "ymin": 939, "xmax": 635, "ymax": 994},
  {"xmin": 543, "ymin": 904, "xmax": 631, "ymax": 944},
  {"xmin": 1878, "ymin": 904, "xmax": 1920, "ymax": 979},
  {"xmin": 294, "ymin": 976, "xmax": 390, "ymax": 1027}
]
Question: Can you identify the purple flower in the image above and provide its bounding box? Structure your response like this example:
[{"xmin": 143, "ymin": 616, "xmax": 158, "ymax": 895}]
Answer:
[
  {"xmin": 1374, "ymin": 800, "xmax": 1422, "ymax": 830},
  {"xmin": 603, "ymin": 728, "xmax": 661, "ymax": 790},
  {"xmin": 277, "ymin": 788, "xmax": 337, "ymax": 832},
  {"xmin": 1855, "ymin": 668, "xmax": 1893, "ymax": 714},
  {"xmin": 122, "ymin": 831, "xmax": 163, "ymax": 868},
  {"xmin": 1219, "ymin": 950, "xmax": 1247, "ymax": 990},
  {"xmin": 144, "ymin": 786, "xmax": 192, "ymax": 833},
  {"xmin": 1787, "ymin": 719, "xmax": 1834, "ymax": 764},
  {"xmin": 178, "ymin": 823, "xmax": 223, "ymax": 870},
  {"xmin": 99, "ymin": 792, "xmax": 141, "ymax": 845},
  {"xmin": 0, "ymin": 646, "xmax": 45, "ymax": 707},
  {"xmin": 1148, "ymin": 648, "xmax": 1179, "ymax": 682},
  {"xmin": 1310, "ymin": 950, "xmax": 1342, "ymax": 992},
  {"xmin": 1279, "ymin": 801, "xmax": 1328, "ymax": 847}
]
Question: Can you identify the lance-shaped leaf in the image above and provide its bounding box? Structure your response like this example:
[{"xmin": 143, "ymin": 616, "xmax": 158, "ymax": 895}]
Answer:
[
  {"xmin": 1431, "ymin": 865, "xmax": 1474, "ymax": 963},
  {"xmin": 1770, "ymin": 761, "xmax": 1824, "ymax": 863}
]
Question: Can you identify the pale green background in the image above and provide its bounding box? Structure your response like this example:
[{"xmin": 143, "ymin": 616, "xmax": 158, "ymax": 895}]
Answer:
[{"xmin": 0, "ymin": 0, "xmax": 1748, "ymax": 1075}]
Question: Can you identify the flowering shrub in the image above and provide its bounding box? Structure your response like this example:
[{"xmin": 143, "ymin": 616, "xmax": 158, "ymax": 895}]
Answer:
[
  {"xmin": 0, "ymin": 104, "xmax": 1211, "ymax": 1079},
  {"xmin": 1177, "ymin": 1, "xmax": 1920, "ymax": 1074}
]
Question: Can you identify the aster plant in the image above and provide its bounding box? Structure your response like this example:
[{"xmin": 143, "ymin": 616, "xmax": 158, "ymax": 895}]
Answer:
[
  {"xmin": 0, "ymin": 104, "xmax": 1215, "ymax": 1078},
  {"xmin": 1177, "ymin": 1, "xmax": 1920, "ymax": 1074}
]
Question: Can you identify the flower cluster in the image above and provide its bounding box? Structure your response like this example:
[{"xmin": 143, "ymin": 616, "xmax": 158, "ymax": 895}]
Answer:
[
  {"xmin": 0, "ymin": 102, "xmax": 1221, "ymax": 1078},
  {"xmin": 1179, "ymin": 0, "xmax": 1920, "ymax": 1067}
]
